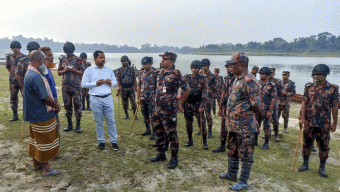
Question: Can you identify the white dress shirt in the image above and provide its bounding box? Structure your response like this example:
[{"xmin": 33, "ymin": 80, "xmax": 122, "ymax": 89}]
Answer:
[{"xmin": 81, "ymin": 65, "xmax": 117, "ymax": 96}]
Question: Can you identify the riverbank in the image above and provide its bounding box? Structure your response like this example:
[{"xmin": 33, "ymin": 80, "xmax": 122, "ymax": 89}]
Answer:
[{"xmin": 0, "ymin": 65, "xmax": 339, "ymax": 191}]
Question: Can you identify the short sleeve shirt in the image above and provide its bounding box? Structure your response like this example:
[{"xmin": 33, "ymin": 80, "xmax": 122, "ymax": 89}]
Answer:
[
  {"xmin": 302, "ymin": 81, "xmax": 339, "ymax": 127},
  {"xmin": 23, "ymin": 70, "xmax": 56, "ymax": 122},
  {"xmin": 155, "ymin": 66, "xmax": 188, "ymax": 106},
  {"xmin": 226, "ymin": 73, "xmax": 260, "ymax": 133}
]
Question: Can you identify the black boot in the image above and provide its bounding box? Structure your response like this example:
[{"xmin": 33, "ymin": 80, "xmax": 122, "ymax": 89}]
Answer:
[
  {"xmin": 254, "ymin": 133, "xmax": 259, "ymax": 146},
  {"xmin": 195, "ymin": 131, "xmax": 201, "ymax": 135},
  {"xmin": 274, "ymin": 125, "xmax": 280, "ymax": 142},
  {"xmin": 318, "ymin": 160, "xmax": 327, "ymax": 178},
  {"xmin": 150, "ymin": 145, "xmax": 166, "ymax": 162},
  {"xmin": 167, "ymin": 148, "xmax": 178, "ymax": 169},
  {"xmin": 9, "ymin": 109, "xmax": 19, "ymax": 121},
  {"xmin": 262, "ymin": 138, "xmax": 269, "ymax": 150},
  {"xmin": 203, "ymin": 135, "xmax": 208, "ymax": 150},
  {"xmin": 219, "ymin": 157, "xmax": 239, "ymax": 181},
  {"xmin": 63, "ymin": 116, "xmax": 73, "ymax": 132},
  {"xmin": 284, "ymin": 118, "xmax": 289, "ymax": 133},
  {"xmin": 150, "ymin": 142, "xmax": 158, "ymax": 148},
  {"xmin": 142, "ymin": 125, "xmax": 151, "ymax": 136},
  {"xmin": 207, "ymin": 125, "xmax": 212, "ymax": 138},
  {"xmin": 230, "ymin": 162, "xmax": 252, "ymax": 191},
  {"xmin": 213, "ymin": 137, "xmax": 226, "ymax": 153},
  {"xmin": 150, "ymin": 133, "xmax": 156, "ymax": 140},
  {"xmin": 298, "ymin": 155, "xmax": 309, "ymax": 172},
  {"xmin": 82, "ymin": 100, "xmax": 85, "ymax": 110},
  {"xmin": 185, "ymin": 134, "xmax": 193, "ymax": 147},
  {"xmin": 124, "ymin": 109, "xmax": 129, "ymax": 119},
  {"xmin": 75, "ymin": 118, "xmax": 82, "ymax": 133}
]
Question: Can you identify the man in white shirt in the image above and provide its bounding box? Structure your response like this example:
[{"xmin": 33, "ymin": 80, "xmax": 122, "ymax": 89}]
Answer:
[{"xmin": 81, "ymin": 50, "xmax": 119, "ymax": 150}]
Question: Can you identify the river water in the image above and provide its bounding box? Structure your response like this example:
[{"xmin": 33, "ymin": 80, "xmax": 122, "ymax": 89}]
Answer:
[{"xmin": 1, "ymin": 50, "xmax": 339, "ymax": 94}]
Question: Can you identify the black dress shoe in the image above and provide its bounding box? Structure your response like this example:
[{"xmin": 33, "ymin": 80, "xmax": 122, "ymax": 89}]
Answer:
[{"xmin": 98, "ymin": 143, "xmax": 105, "ymax": 150}]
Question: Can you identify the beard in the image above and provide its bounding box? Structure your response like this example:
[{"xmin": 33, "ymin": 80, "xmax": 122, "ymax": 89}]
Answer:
[
  {"xmin": 39, "ymin": 62, "xmax": 48, "ymax": 75},
  {"xmin": 46, "ymin": 62, "xmax": 56, "ymax": 69}
]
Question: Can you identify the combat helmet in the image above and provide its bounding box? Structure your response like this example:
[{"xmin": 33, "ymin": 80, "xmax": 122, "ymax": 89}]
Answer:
[
  {"xmin": 259, "ymin": 67, "xmax": 272, "ymax": 75},
  {"xmin": 10, "ymin": 41, "xmax": 21, "ymax": 48},
  {"xmin": 80, "ymin": 52, "xmax": 87, "ymax": 59},
  {"xmin": 312, "ymin": 64, "xmax": 330, "ymax": 76},
  {"xmin": 191, "ymin": 60, "xmax": 201, "ymax": 69},
  {"xmin": 63, "ymin": 42, "xmax": 75, "ymax": 54},
  {"xmin": 26, "ymin": 41, "xmax": 40, "ymax": 50}
]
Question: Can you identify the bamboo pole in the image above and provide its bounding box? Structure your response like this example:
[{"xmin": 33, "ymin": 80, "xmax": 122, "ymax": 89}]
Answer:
[{"xmin": 292, "ymin": 123, "xmax": 303, "ymax": 170}]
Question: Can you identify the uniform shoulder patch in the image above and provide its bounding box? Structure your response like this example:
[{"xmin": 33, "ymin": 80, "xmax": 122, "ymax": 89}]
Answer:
[{"xmin": 245, "ymin": 74, "xmax": 255, "ymax": 82}]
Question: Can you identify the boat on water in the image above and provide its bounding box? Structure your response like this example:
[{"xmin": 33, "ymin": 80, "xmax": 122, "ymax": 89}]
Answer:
[{"xmin": 291, "ymin": 94, "xmax": 340, "ymax": 109}]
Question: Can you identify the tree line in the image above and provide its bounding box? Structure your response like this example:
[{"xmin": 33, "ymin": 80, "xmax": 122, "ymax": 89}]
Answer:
[
  {"xmin": 0, "ymin": 32, "xmax": 339, "ymax": 54},
  {"xmin": 196, "ymin": 32, "xmax": 340, "ymax": 53},
  {"xmin": 0, "ymin": 35, "xmax": 195, "ymax": 53}
]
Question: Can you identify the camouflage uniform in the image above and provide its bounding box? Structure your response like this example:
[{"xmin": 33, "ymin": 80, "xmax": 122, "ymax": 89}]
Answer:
[
  {"xmin": 153, "ymin": 66, "xmax": 188, "ymax": 151},
  {"xmin": 82, "ymin": 62, "xmax": 92, "ymax": 109},
  {"xmin": 220, "ymin": 75, "xmax": 236, "ymax": 141},
  {"xmin": 183, "ymin": 74, "xmax": 207, "ymax": 136},
  {"xmin": 212, "ymin": 75, "xmax": 224, "ymax": 115},
  {"xmin": 138, "ymin": 67, "xmax": 157, "ymax": 133},
  {"xmin": 116, "ymin": 66, "xmax": 137, "ymax": 112},
  {"xmin": 301, "ymin": 82, "xmax": 338, "ymax": 161},
  {"xmin": 58, "ymin": 55, "xmax": 84, "ymax": 118},
  {"xmin": 257, "ymin": 80, "xmax": 277, "ymax": 138},
  {"xmin": 278, "ymin": 79, "xmax": 296, "ymax": 130},
  {"xmin": 269, "ymin": 77, "xmax": 281, "ymax": 126},
  {"xmin": 204, "ymin": 70, "xmax": 216, "ymax": 136},
  {"xmin": 6, "ymin": 53, "xmax": 29, "ymax": 110},
  {"xmin": 226, "ymin": 72, "xmax": 260, "ymax": 164}
]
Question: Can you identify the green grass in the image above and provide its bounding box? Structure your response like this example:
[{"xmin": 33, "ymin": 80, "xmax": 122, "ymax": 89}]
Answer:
[{"xmin": 0, "ymin": 65, "xmax": 339, "ymax": 191}]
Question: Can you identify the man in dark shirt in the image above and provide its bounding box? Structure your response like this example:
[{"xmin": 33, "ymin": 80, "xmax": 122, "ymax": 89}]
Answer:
[{"xmin": 23, "ymin": 50, "xmax": 61, "ymax": 176}]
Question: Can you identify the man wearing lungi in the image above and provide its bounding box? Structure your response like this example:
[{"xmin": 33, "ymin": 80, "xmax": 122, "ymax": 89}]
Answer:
[{"xmin": 23, "ymin": 50, "xmax": 62, "ymax": 176}]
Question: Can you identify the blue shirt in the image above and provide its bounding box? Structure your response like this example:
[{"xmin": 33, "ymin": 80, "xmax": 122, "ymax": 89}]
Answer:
[
  {"xmin": 23, "ymin": 70, "xmax": 56, "ymax": 122},
  {"xmin": 81, "ymin": 65, "xmax": 117, "ymax": 96},
  {"xmin": 44, "ymin": 68, "xmax": 58, "ymax": 100}
]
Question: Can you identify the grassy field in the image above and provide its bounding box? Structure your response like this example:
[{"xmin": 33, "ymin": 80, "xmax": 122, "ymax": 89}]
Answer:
[{"xmin": 0, "ymin": 64, "xmax": 339, "ymax": 191}]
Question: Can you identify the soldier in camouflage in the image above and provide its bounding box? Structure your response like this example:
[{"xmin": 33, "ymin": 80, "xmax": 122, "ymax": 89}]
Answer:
[
  {"xmin": 116, "ymin": 55, "xmax": 138, "ymax": 119},
  {"xmin": 213, "ymin": 62, "xmax": 235, "ymax": 153},
  {"xmin": 150, "ymin": 52, "xmax": 190, "ymax": 169},
  {"xmin": 80, "ymin": 52, "xmax": 92, "ymax": 111},
  {"xmin": 183, "ymin": 60, "xmax": 208, "ymax": 150},
  {"xmin": 137, "ymin": 56, "xmax": 157, "ymax": 139},
  {"xmin": 298, "ymin": 64, "xmax": 338, "ymax": 178},
  {"xmin": 250, "ymin": 66, "xmax": 259, "ymax": 78},
  {"xmin": 212, "ymin": 68, "xmax": 224, "ymax": 118},
  {"xmin": 278, "ymin": 71, "xmax": 296, "ymax": 133},
  {"xmin": 58, "ymin": 42, "xmax": 84, "ymax": 134},
  {"xmin": 6, "ymin": 41, "xmax": 30, "ymax": 121},
  {"xmin": 219, "ymin": 52, "xmax": 261, "ymax": 191},
  {"xmin": 268, "ymin": 68, "xmax": 281, "ymax": 141},
  {"xmin": 257, "ymin": 67, "xmax": 277, "ymax": 149},
  {"xmin": 199, "ymin": 58, "xmax": 216, "ymax": 138}
]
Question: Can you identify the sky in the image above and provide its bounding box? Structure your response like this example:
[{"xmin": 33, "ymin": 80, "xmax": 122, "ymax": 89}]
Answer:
[{"xmin": 1, "ymin": 0, "xmax": 339, "ymax": 48}]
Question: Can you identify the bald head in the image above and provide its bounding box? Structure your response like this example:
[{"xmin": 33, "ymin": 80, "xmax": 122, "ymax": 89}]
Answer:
[{"xmin": 30, "ymin": 50, "xmax": 45, "ymax": 62}]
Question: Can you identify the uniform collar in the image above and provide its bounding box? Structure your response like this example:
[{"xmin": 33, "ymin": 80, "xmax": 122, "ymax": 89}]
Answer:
[{"xmin": 236, "ymin": 71, "xmax": 248, "ymax": 80}]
